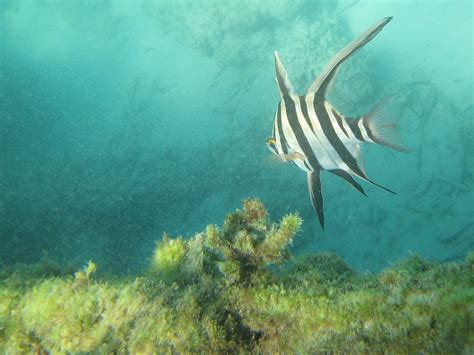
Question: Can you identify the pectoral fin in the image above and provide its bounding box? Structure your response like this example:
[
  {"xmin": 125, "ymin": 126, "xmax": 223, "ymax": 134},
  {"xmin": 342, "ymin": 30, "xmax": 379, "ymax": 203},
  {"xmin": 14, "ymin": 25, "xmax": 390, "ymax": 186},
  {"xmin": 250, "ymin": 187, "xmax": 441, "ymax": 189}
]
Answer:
[{"xmin": 307, "ymin": 169, "xmax": 325, "ymax": 229}]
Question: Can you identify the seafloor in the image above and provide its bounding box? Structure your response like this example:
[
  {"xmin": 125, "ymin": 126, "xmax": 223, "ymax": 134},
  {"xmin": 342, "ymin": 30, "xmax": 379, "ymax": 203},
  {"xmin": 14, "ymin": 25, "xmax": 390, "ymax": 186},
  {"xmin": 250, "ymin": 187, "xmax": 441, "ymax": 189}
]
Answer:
[{"xmin": 0, "ymin": 200, "xmax": 472, "ymax": 353}]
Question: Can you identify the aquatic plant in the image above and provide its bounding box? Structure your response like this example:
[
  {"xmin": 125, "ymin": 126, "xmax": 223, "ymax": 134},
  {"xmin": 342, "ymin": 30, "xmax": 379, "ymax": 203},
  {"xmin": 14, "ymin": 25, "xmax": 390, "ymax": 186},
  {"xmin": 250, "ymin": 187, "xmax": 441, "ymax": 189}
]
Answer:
[
  {"xmin": 206, "ymin": 198, "xmax": 302, "ymax": 285},
  {"xmin": 0, "ymin": 200, "xmax": 472, "ymax": 353},
  {"xmin": 74, "ymin": 260, "xmax": 97, "ymax": 285},
  {"xmin": 148, "ymin": 235, "xmax": 188, "ymax": 283}
]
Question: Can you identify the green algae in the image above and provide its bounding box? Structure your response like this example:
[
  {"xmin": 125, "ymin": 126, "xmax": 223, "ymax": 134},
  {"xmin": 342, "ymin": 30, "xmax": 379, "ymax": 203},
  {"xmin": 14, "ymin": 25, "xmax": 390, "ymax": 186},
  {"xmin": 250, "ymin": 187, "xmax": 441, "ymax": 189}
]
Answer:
[
  {"xmin": 0, "ymin": 199, "xmax": 472, "ymax": 353},
  {"xmin": 149, "ymin": 235, "xmax": 188, "ymax": 283}
]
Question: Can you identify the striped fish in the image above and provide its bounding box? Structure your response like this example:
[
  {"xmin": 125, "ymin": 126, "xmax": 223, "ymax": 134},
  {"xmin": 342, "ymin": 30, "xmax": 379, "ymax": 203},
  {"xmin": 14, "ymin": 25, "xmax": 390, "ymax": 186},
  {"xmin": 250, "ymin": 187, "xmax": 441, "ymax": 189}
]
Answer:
[{"xmin": 267, "ymin": 17, "xmax": 409, "ymax": 229}]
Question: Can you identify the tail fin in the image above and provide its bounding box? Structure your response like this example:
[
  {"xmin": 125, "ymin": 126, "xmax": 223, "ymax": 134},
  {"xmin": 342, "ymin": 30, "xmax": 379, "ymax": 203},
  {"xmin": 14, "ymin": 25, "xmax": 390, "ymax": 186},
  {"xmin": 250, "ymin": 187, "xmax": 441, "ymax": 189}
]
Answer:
[{"xmin": 363, "ymin": 97, "xmax": 411, "ymax": 153}]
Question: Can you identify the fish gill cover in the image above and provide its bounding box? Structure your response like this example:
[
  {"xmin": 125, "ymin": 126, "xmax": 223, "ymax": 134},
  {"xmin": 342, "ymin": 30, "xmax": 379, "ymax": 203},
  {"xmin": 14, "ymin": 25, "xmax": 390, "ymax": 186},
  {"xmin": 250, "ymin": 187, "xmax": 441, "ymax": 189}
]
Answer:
[{"xmin": 0, "ymin": 0, "xmax": 472, "ymax": 352}]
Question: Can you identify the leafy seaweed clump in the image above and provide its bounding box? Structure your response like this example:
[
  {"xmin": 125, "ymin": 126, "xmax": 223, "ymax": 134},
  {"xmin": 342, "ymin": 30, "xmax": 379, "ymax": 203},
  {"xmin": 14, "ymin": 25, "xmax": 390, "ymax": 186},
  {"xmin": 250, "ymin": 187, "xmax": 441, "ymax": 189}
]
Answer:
[
  {"xmin": 0, "ymin": 199, "xmax": 472, "ymax": 353},
  {"xmin": 206, "ymin": 198, "xmax": 302, "ymax": 285}
]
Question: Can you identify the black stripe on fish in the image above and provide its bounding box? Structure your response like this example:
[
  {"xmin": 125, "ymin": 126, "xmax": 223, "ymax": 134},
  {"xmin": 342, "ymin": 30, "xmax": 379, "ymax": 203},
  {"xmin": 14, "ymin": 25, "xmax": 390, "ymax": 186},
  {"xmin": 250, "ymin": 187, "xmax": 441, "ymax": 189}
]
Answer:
[
  {"xmin": 331, "ymin": 108, "xmax": 349, "ymax": 138},
  {"xmin": 276, "ymin": 102, "xmax": 289, "ymax": 155},
  {"xmin": 321, "ymin": 110, "xmax": 397, "ymax": 194},
  {"xmin": 348, "ymin": 118, "xmax": 364, "ymax": 141},
  {"xmin": 299, "ymin": 96, "xmax": 316, "ymax": 135},
  {"xmin": 313, "ymin": 97, "xmax": 367, "ymax": 179},
  {"xmin": 283, "ymin": 95, "xmax": 321, "ymax": 170}
]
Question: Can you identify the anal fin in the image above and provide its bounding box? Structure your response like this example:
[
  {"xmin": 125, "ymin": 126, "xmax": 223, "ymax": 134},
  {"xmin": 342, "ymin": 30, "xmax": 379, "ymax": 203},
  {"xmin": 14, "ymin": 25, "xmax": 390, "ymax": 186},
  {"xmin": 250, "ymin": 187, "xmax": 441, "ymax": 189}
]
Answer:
[
  {"xmin": 307, "ymin": 170, "xmax": 324, "ymax": 229},
  {"xmin": 329, "ymin": 169, "xmax": 367, "ymax": 196},
  {"xmin": 366, "ymin": 178, "xmax": 397, "ymax": 195}
]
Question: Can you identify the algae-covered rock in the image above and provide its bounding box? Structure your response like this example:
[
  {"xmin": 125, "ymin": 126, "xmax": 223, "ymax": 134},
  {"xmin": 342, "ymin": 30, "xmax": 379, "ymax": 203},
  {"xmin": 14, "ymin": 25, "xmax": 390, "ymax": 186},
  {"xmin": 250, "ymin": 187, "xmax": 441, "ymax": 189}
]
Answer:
[
  {"xmin": 232, "ymin": 253, "xmax": 473, "ymax": 353},
  {"xmin": 0, "ymin": 200, "xmax": 472, "ymax": 353},
  {"xmin": 283, "ymin": 252, "xmax": 355, "ymax": 287}
]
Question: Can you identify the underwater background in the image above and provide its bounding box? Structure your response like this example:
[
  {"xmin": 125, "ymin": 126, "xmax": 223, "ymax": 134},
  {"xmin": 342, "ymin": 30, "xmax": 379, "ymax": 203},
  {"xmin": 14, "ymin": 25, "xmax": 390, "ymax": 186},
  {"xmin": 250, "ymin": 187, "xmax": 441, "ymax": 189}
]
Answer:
[{"xmin": 1, "ymin": 0, "xmax": 473, "ymax": 275}]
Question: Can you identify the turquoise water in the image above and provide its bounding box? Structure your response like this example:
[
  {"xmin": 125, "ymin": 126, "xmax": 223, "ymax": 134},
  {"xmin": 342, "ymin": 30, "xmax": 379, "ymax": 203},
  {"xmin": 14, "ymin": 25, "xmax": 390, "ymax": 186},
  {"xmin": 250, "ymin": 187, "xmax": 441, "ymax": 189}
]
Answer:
[{"xmin": 1, "ymin": 0, "xmax": 472, "ymax": 273}]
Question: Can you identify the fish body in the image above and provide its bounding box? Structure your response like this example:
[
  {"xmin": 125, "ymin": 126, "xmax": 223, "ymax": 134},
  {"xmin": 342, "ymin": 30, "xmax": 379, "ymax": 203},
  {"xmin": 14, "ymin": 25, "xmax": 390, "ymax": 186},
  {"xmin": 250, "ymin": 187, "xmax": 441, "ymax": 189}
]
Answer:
[{"xmin": 268, "ymin": 17, "xmax": 408, "ymax": 228}]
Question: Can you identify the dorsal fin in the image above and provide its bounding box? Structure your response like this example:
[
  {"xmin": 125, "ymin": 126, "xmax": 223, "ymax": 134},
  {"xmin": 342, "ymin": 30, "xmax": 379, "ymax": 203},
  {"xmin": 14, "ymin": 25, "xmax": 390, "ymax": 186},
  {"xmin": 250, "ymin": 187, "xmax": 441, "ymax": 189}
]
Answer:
[
  {"xmin": 307, "ymin": 17, "xmax": 393, "ymax": 98},
  {"xmin": 274, "ymin": 51, "xmax": 294, "ymax": 96}
]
